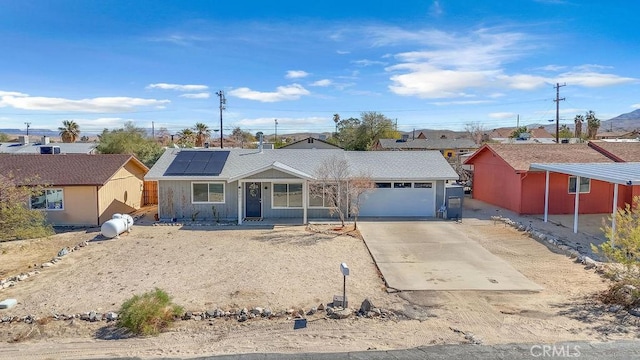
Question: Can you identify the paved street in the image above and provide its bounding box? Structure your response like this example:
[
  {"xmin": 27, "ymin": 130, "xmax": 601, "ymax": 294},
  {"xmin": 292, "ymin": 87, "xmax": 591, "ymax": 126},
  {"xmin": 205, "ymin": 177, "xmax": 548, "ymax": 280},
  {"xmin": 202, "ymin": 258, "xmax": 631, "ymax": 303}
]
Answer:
[
  {"xmin": 92, "ymin": 341, "xmax": 640, "ymax": 360},
  {"xmin": 357, "ymin": 221, "xmax": 541, "ymax": 291}
]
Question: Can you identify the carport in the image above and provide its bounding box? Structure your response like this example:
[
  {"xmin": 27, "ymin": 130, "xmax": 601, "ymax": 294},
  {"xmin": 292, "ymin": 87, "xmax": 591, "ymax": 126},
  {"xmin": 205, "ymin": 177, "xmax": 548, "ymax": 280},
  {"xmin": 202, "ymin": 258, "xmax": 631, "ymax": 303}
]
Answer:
[{"xmin": 530, "ymin": 162, "xmax": 640, "ymax": 237}]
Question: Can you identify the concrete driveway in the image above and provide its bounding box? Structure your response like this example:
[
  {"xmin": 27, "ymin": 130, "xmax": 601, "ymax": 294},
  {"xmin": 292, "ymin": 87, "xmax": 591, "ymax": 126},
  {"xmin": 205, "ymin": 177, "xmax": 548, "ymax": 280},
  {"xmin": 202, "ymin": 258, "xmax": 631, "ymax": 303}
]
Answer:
[{"xmin": 358, "ymin": 221, "xmax": 542, "ymax": 291}]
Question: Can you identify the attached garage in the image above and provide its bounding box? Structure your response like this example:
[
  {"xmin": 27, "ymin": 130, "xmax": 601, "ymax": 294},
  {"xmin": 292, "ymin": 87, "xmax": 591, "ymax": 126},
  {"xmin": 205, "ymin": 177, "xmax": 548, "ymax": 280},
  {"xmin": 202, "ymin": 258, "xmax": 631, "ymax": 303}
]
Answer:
[{"xmin": 359, "ymin": 181, "xmax": 436, "ymax": 217}]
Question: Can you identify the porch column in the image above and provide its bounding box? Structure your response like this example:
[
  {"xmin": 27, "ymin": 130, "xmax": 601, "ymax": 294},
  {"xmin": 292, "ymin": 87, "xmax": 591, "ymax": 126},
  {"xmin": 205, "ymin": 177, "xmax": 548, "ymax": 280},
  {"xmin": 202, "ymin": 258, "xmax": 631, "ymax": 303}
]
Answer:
[
  {"xmin": 237, "ymin": 181, "xmax": 243, "ymax": 225},
  {"xmin": 573, "ymin": 176, "xmax": 580, "ymax": 233},
  {"xmin": 543, "ymin": 170, "xmax": 550, "ymax": 223},
  {"xmin": 302, "ymin": 180, "xmax": 308, "ymax": 224},
  {"xmin": 612, "ymin": 183, "xmax": 619, "ymax": 244}
]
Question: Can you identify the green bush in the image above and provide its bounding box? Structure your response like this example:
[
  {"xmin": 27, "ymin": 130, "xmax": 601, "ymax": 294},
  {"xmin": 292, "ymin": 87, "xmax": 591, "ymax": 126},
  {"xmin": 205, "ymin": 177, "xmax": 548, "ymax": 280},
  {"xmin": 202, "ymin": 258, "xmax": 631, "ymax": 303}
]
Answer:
[{"xmin": 117, "ymin": 288, "xmax": 183, "ymax": 336}]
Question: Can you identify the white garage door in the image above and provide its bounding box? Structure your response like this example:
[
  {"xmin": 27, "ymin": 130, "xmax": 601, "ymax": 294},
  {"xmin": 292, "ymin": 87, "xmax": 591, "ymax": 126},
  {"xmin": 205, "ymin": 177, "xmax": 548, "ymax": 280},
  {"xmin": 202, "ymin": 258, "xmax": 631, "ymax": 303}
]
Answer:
[{"xmin": 358, "ymin": 182, "xmax": 436, "ymax": 217}]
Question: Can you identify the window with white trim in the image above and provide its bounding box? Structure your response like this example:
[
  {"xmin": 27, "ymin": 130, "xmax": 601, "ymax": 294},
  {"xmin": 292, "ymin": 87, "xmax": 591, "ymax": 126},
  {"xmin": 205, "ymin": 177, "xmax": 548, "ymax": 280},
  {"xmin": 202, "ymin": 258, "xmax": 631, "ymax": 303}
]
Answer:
[
  {"xmin": 192, "ymin": 182, "xmax": 225, "ymax": 203},
  {"xmin": 568, "ymin": 176, "xmax": 590, "ymax": 194},
  {"xmin": 273, "ymin": 183, "xmax": 303, "ymax": 208},
  {"xmin": 414, "ymin": 182, "xmax": 433, "ymax": 188},
  {"xmin": 393, "ymin": 182, "xmax": 412, "ymax": 188},
  {"xmin": 31, "ymin": 189, "xmax": 64, "ymax": 210},
  {"xmin": 309, "ymin": 182, "xmax": 337, "ymax": 208},
  {"xmin": 374, "ymin": 182, "xmax": 392, "ymax": 188}
]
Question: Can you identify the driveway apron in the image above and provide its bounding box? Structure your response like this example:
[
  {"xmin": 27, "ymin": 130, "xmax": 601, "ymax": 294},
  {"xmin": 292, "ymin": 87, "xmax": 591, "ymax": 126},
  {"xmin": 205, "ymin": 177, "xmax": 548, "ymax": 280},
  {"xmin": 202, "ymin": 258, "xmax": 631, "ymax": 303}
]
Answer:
[{"xmin": 358, "ymin": 221, "xmax": 542, "ymax": 291}]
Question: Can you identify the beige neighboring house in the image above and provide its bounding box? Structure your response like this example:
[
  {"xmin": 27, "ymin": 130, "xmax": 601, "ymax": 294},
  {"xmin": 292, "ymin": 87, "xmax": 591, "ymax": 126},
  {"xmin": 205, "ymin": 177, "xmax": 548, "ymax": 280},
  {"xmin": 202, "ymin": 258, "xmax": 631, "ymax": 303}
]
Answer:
[
  {"xmin": 595, "ymin": 130, "xmax": 639, "ymax": 140},
  {"xmin": 278, "ymin": 137, "xmax": 342, "ymax": 149},
  {"xmin": 0, "ymin": 153, "xmax": 148, "ymax": 226}
]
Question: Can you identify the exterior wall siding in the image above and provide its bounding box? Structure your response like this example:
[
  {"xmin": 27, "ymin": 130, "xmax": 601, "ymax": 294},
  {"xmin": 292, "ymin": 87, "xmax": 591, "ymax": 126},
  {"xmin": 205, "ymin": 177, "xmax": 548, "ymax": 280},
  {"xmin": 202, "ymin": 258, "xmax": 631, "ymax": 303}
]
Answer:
[
  {"xmin": 98, "ymin": 165, "xmax": 144, "ymax": 224},
  {"xmin": 45, "ymin": 186, "xmax": 99, "ymax": 226},
  {"xmin": 158, "ymin": 180, "xmax": 238, "ymax": 221},
  {"xmin": 470, "ymin": 150, "xmax": 522, "ymax": 213}
]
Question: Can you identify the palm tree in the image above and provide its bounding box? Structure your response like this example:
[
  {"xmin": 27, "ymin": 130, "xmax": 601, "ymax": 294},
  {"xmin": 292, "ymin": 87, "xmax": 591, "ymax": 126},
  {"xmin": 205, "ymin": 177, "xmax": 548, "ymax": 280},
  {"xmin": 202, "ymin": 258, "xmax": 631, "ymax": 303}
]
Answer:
[
  {"xmin": 586, "ymin": 110, "xmax": 600, "ymax": 140},
  {"xmin": 177, "ymin": 128, "xmax": 195, "ymax": 147},
  {"xmin": 574, "ymin": 115, "xmax": 584, "ymax": 138},
  {"xmin": 58, "ymin": 120, "xmax": 80, "ymax": 143},
  {"xmin": 193, "ymin": 122, "xmax": 211, "ymax": 147}
]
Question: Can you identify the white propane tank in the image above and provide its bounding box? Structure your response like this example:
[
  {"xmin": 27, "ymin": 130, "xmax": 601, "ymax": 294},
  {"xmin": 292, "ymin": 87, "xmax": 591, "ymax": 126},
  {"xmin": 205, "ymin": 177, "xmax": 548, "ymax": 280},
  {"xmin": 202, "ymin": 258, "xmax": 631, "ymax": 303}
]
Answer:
[{"xmin": 100, "ymin": 213, "xmax": 134, "ymax": 239}]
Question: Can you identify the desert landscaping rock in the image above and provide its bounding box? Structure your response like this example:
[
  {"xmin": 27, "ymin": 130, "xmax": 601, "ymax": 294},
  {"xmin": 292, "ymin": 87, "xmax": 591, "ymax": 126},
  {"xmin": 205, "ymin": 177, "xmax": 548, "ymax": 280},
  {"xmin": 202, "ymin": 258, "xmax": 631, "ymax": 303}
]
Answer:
[
  {"xmin": 330, "ymin": 308, "xmax": 353, "ymax": 319},
  {"xmin": 360, "ymin": 298, "xmax": 374, "ymax": 313}
]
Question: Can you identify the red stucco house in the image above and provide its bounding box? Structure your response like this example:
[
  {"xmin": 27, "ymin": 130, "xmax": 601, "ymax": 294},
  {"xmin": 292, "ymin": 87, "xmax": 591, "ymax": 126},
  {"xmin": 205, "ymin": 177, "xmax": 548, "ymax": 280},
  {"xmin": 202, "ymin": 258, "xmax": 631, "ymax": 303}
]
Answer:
[{"xmin": 464, "ymin": 143, "xmax": 640, "ymax": 215}]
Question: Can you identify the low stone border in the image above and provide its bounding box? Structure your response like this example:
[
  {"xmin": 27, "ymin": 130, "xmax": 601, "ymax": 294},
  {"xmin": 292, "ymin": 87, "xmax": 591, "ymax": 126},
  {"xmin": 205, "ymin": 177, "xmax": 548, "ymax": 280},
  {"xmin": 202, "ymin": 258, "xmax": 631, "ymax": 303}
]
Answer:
[
  {"xmin": 491, "ymin": 215, "xmax": 604, "ymax": 271},
  {"xmin": 0, "ymin": 240, "xmax": 89, "ymax": 291},
  {"xmin": 0, "ymin": 298, "xmax": 401, "ymax": 325}
]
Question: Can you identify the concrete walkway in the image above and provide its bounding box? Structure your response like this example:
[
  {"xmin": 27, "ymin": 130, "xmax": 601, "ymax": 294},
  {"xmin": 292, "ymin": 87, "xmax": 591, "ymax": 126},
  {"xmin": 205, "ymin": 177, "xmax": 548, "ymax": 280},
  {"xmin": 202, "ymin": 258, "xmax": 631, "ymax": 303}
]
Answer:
[{"xmin": 357, "ymin": 221, "xmax": 541, "ymax": 291}]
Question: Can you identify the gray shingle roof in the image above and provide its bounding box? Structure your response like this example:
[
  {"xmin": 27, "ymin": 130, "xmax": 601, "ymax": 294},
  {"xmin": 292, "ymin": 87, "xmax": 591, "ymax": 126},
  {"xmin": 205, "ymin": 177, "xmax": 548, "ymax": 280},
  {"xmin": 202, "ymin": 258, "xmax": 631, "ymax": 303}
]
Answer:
[
  {"xmin": 0, "ymin": 154, "xmax": 146, "ymax": 186},
  {"xmin": 0, "ymin": 142, "xmax": 97, "ymax": 154},
  {"xmin": 146, "ymin": 149, "xmax": 459, "ymax": 181}
]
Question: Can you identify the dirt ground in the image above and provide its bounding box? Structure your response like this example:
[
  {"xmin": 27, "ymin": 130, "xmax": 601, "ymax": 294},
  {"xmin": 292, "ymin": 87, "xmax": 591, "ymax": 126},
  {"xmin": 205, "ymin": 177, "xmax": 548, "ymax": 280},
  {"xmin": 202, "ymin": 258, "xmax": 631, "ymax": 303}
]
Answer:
[{"xmin": 0, "ymin": 204, "xmax": 639, "ymax": 359}]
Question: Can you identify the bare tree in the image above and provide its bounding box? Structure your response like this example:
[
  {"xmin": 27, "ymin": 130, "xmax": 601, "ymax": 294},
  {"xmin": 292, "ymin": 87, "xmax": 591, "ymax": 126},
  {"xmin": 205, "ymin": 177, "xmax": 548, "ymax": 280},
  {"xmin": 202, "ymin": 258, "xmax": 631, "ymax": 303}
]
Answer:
[
  {"xmin": 348, "ymin": 175, "xmax": 374, "ymax": 230},
  {"xmin": 464, "ymin": 122, "xmax": 487, "ymax": 145},
  {"xmin": 311, "ymin": 155, "xmax": 373, "ymax": 228}
]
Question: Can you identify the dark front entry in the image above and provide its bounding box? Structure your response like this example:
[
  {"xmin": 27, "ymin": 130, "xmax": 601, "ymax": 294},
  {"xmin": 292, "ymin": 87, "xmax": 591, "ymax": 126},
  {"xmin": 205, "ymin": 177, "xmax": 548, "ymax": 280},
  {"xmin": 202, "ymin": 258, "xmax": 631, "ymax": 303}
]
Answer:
[{"xmin": 245, "ymin": 182, "xmax": 262, "ymax": 218}]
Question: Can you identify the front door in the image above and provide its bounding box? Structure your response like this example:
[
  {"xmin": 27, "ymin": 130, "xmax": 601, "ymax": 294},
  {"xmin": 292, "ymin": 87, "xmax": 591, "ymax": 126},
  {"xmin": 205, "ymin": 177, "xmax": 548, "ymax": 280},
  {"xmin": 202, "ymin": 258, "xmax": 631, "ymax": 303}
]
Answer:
[{"xmin": 245, "ymin": 182, "xmax": 262, "ymax": 218}]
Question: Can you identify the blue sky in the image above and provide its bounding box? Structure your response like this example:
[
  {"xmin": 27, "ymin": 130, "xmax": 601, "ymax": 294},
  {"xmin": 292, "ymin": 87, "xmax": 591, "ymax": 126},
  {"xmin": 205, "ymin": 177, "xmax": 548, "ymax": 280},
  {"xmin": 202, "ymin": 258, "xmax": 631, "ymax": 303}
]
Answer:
[{"xmin": 1, "ymin": 0, "xmax": 639, "ymax": 136}]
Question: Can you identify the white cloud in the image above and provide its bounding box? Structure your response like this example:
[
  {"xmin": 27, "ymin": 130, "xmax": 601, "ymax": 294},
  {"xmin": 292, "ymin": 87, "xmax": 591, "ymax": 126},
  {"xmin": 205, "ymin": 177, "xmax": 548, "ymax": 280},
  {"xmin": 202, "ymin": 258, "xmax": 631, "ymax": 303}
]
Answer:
[
  {"xmin": 285, "ymin": 70, "xmax": 309, "ymax": 79},
  {"xmin": 556, "ymin": 71, "xmax": 635, "ymax": 87},
  {"xmin": 179, "ymin": 92, "xmax": 210, "ymax": 99},
  {"xmin": 383, "ymin": 27, "xmax": 636, "ymax": 98},
  {"xmin": 538, "ymin": 64, "xmax": 567, "ymax": 72},
  {"xmin": 430, "ymin": 0, "xmax": 443, "ymax": 17},
  {"xmin": 0, "ymin": 93, "xmax": 170, "ymax": 112},
  {"xmin": 336, "ymin": 50, "xmax": 350, "ymax": 55},
  {"xmin": 432, "ymin": 100, "xmax": 492, "ymax": 106},
  {"xmin": 489, "ymin": 112, "xmax": 517, "ymax": 119},
  {"xmin": 147, "ymin": 83, "xmax": 209, "ymax": 92},
  {"xmin": 633, "ymin": 104, "xmax": 640, "ymax": 109},
  {"xmin": 228, "ymin": 84, "xmax": 310, "ymax": 102},
  {"xmin": 386, "ymin": 29, "xmax": 530, "ymax": 98},
  {"xmin": 310, "ymin": 79, "xmax": 332, "ymax": 87},
  {"xmin": 388, "ymin": 63, "xmax": 496, "ymax": 98},
  {"xmin": 0, "ymin": 90, "xmax": 28, "ymax": 97},
  {"xmin": 498, "ymin": 74, "xmax": 550, "ymax": 90},
  {"xmin": 352, "ymin": 59, "xmax": 387, "ymax": 67}
]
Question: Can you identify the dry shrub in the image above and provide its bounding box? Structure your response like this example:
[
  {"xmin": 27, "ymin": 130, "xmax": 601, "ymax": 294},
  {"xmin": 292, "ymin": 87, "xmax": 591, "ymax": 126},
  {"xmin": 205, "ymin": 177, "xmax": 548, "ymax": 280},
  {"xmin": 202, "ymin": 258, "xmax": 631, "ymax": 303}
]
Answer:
[{"xmin": 117, "ymin": 288, "xmax": 183, "ymax": 336}]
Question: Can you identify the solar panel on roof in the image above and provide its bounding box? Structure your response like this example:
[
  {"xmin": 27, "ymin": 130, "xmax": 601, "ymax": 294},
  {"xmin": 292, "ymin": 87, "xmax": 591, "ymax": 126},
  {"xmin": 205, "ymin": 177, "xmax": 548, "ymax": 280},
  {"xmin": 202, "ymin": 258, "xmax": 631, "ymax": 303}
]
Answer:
[{"xmin": 164, "ymin": 151, "xmax": 230, "ymax": 176}]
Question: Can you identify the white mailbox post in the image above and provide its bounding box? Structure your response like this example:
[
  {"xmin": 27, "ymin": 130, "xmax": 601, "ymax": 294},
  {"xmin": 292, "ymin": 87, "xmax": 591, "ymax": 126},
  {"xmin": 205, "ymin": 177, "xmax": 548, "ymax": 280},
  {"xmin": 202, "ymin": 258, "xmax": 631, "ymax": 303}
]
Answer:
[{"xmin": 340, "ymin": 262, "xmax": 349, "ymax": 308}]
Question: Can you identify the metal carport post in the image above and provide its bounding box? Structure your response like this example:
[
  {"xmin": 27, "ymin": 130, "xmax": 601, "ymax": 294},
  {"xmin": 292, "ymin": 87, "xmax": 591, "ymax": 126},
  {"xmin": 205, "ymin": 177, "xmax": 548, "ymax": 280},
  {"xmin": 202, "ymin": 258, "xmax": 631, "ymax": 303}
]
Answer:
[{"xmin": 535, "ymin": 162, "xmax": 640, "ymax": 237}]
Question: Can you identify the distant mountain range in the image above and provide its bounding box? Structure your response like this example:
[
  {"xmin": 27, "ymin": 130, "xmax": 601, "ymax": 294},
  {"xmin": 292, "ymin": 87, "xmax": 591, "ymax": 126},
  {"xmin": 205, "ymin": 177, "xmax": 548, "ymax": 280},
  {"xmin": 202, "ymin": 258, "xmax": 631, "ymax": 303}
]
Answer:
[
  {"xmin": 528, "ymin": 109, "xmax": 640, "ymax": 134},
  {"xmin": 3, "ymin": 109, "xmax": 640, "ymax": 140}
]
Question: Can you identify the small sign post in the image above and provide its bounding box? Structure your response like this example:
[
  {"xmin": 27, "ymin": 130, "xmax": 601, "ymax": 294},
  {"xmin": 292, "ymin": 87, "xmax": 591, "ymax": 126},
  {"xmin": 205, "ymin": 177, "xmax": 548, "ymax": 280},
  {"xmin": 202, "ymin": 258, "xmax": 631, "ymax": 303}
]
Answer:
[{"xmin": 340, "ymin": 262, "xmax": 349, "ymax": 308}]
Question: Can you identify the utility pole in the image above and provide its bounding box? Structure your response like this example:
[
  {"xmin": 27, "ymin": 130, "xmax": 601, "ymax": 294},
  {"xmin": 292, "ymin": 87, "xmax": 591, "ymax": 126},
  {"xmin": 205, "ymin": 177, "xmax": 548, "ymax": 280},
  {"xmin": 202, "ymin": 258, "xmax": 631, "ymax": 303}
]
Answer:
[
  {"xmin": 152, "ymin": 121, "xmax": 155, "ymax": 139},
  {"xmin": 274, "ymin": 119, "xmax": 278, "ymax": 145},
  {"xmin": 24, "ymin": 122, "xmax": 31, "ymax": 136},
  {"xmin": 216, "ymin": 90, "xmax": 226, "ymax": 148},
  {"xmin": 554, "ymin": 83, "xmax": 566, "ymax": 143}
]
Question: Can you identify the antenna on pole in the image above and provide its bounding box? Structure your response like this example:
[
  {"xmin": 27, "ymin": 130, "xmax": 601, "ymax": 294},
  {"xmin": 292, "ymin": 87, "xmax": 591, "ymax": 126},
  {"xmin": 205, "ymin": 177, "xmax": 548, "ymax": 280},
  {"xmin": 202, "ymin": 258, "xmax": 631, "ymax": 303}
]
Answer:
[
  {"xmin": 554, "ymin": 83, "xmax": 566, "ymax": 143},
  {"xmin": 216, "ymin": 90, "xmax": 226, "ymax": 148},
  {"xmin": 24, "ymin": 122, "xmax": 31, "ymax": 137}
]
